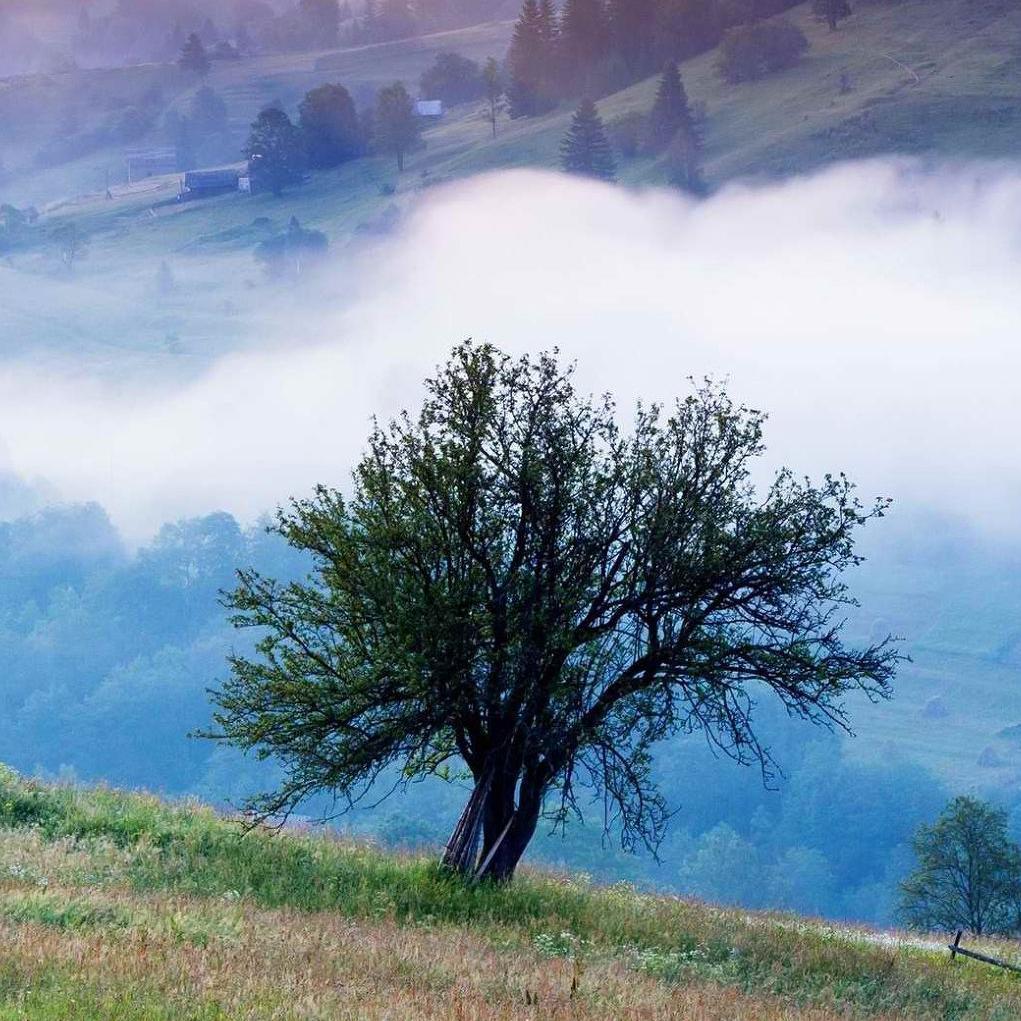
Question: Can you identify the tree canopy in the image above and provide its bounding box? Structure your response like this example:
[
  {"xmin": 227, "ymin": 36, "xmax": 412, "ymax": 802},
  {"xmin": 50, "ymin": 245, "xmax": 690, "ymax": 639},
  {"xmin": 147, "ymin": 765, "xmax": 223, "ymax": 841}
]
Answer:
[
  {"xmin": 244, "ymin": 107, "xmax": 306, "ymax": 196},
  {"xmin": 900, "ymin": 796, "xmax": 1021, "ymax": 936},
  {"xmin": 210, "ymin": 342, "xmax": 898, "ymax": 881},
  {"xmin": 373, "ymin": 81, "xmax": 419, "ymax": 171},
  {"xmin": 298, "ymin": 83, "xmax": 362, "ymax": 169},
  {"xmin": 647, "ymin": 61, "xmax": 692, "ymax": 152},
  {"xmin": 560, "ymin": 99, "xmax": 617, "ymax": 182}
]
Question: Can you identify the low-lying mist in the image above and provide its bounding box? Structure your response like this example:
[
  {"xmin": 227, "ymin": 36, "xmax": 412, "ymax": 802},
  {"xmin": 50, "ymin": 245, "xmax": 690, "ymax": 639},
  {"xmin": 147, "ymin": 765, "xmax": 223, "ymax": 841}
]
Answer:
[{"xmin": 2, "ymin": 157, "xmax": 1020, "ymax": 542}]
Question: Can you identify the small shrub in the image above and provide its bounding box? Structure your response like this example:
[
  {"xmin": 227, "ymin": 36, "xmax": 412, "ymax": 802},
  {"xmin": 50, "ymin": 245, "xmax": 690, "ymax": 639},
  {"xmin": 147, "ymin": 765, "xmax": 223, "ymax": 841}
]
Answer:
[{"xmin": 717, "ymin": 20, "xmax": 809, "ymax": 83}]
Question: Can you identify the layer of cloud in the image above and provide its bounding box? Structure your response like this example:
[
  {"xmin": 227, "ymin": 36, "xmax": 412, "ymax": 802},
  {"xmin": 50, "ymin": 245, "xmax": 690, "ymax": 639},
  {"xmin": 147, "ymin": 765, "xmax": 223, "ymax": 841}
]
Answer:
[{"xmin": 1, "ymin": 159, "xmax": 1020, "ymax": 541}]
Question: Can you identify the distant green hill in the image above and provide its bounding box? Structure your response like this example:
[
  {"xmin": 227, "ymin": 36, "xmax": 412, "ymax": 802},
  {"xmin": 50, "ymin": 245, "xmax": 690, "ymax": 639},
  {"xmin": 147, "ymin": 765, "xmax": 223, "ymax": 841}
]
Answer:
[
  {"xmin": 3, "ymin": 0, "xmax": 1020, "ymax": 362},
  {"xmin": 0, "ymin": 767, "xmax": 1018, "ymax": 1020}
]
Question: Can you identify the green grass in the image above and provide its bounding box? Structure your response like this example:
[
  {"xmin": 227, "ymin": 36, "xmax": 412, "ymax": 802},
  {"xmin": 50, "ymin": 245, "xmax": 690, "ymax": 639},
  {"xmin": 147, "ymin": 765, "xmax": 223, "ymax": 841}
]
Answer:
[{"xmin": 2, "ymin": 767, "xmax": 1021, "ymax": 1019}]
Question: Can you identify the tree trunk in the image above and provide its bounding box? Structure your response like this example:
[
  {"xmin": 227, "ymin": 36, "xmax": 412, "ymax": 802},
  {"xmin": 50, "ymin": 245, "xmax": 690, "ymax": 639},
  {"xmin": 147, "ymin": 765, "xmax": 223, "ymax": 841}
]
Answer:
[
  {"xmin": 443, "ymin": 767, "xmax": 544, "ymax": 883},
  {"xmin": 440, "ymin": 771, "xmax": 491, "ymax": 875},
  {"xmin": 476, "ymin": 776, "xmax": 542, "ymax": 883}
]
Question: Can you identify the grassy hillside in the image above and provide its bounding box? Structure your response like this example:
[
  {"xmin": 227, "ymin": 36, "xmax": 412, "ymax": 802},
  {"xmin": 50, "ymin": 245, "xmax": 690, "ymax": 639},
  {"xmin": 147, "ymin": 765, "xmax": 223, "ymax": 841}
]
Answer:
[
  {"xmin": 1, "ymin": 768, "xmax": 1019, "ymax": 1020},
  {"xmin": 4, "ymin": 0, "xmax": 1021, "ymax": 365}
]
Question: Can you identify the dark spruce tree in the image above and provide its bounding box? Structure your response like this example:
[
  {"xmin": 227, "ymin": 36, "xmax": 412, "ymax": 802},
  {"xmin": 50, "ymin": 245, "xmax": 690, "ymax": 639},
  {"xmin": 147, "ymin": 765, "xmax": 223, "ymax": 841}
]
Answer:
[
  {"xmin": 244, "ymin": 108, "xmax": 306, "ymax": 196},
  {"xmin": 813, "ymin": 0, "xmax": 852, "ymax": 30},
  {"xmin": 560, "ymin": 98, "xmax": 617, "ymax": 182},
  {"xmin": 665, "ymin": 123, "xmax": 704, "ymax": 194},
  {"xmin": 558, "ymin": 0, "xmax": 610, "ymax": 96},
  {"xmin": 178, "ymin": 32, "xmax": 210, "ymax": 76},
  {"xmin": 209, "ymin": 342, "xmax": 898, "ymax": 883},
  {"xmin": 607, "ymin": 0, "xmax": 657, "ymax": 79},
  {"xmin": 298, "ymin": 83, "xmax": 361, "ymax": 169},
  {"xmin": 647, "ymin": 61, "xmax": 693, "ymax": 152},
  {"xmin": 508, "ymin": 0, "xmax": 551, "ymax": 118}
]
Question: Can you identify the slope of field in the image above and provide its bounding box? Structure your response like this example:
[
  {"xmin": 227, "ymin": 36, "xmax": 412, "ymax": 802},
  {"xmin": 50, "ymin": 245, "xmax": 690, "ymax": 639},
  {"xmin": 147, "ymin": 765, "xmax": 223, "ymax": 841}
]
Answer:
[
  {"xmin": 3, "ymin": 0, "xmax": 1021, "ymax": 363},
  {"xmin": 1, "ymin": 769, "xmax": 1019, "ymax": 1020}
]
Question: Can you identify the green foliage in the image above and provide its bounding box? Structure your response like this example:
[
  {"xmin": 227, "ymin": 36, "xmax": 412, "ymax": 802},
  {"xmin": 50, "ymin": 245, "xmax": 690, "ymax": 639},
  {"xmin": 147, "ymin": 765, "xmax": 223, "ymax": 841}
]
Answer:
[
  {"xmin": 209, "ymin": 342, "xmax": 896, "ymax": 883},
  {"xmin": 559, "ymin": 0, "xmax": 610, "ymax": 96},
  {"xmin": 482, "ymin": 57, "xmax": 505, "ymax": 138},
  {"xmin": 298, "ymin": 83, "xmax": 362, "ymax": 169},
  {"xmin": 560, "ymin": 98, "xmax": 617, "ymax": 180},
  {"xmin": 900, "ymin": 796, "xmax": 1021, "ymax": 936},
  {"xmin": 244, "ymin": 108, "xmax": 306, "ymax": 196},
  {"xmin": 0, "ymin": 893, "xmax": 135, "ymax": 933},
  {"xmin": 0, "ymin": 773, "xmax": 1017, "ymax": 1020},
  {"xmin": 647, "ymin": 61, "xmax": 692, "ymax": 152},
  {"xmin": 419, "ymin": 52, "xmax": 484, "ymax": 107},
  {"xmin": 507, "ymin": 0, "xmax": 556, "ymax": 118},
  {"xmin": 373, "ymin": 81, "xmax": 420, "ymax": 171}
]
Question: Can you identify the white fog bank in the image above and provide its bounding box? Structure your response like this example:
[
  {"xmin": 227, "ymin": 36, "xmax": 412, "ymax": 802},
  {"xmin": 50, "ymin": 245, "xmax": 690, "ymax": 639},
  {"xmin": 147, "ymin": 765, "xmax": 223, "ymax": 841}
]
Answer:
[{"xmin": 1, "ymin": 158, "xmax": 1020, "ymax": 541}]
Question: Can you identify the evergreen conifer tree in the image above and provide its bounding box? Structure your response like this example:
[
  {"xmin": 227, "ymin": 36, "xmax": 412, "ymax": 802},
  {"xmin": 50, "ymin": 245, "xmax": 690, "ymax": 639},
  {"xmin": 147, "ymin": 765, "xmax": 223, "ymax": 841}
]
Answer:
[
  {"xmin": 560, "ymin": 98, "xmax": 616, "ymax": 181},
  {"xmin": 665, "ymin": 124, "xmax": 704, "ymax": 194},
  {"xmin": 538, "ymin": 0, "xmax": 559, "ymax": 45},
  {"xmin": 178, "ymin": 33, "xmax": 210, "ymax": 76},
  {"xmin": 647, "ymin": 61, "xmax": 692, "ymax": 152},
  {"xmin": 559, "ymin": 0, "xmax": 609, "ymax": 96},
  {"xmin": 508, "ymin": 0, "xmax": 549, "ymax": 118},
  {"xmin": 607, "ymin": 0, "xmax": 656, "ymax": 79}
]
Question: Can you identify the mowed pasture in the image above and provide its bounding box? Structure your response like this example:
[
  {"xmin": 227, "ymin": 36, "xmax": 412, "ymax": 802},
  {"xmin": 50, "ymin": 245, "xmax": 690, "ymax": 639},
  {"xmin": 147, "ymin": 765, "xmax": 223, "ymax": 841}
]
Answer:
[{"xmin": 1, "ymin": 770, "xmax": 1021, "ymax": 1020}]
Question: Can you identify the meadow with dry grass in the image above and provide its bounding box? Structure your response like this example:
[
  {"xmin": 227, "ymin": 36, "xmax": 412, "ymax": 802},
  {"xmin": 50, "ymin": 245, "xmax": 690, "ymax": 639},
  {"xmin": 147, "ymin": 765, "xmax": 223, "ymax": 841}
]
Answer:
[{"xmin": 0, "ymin": 767, "xmax": 1019, "ymax": 1020}]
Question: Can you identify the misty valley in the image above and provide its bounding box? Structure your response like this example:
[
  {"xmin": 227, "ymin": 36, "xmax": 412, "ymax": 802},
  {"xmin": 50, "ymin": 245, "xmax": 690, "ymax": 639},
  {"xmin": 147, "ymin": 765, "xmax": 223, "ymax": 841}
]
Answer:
[{"xmin": 2, "ymin": 1, "xmax": 1021, "ymax": 1019}]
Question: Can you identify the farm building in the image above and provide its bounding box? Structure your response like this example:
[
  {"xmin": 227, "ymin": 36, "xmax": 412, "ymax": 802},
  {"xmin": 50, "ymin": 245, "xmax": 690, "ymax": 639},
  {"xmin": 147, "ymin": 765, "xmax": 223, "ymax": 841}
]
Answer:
[
  {"xmin": 416, "ymin": 100, "xmax": 443, "ymax": 118},
  {"xmin": 126, "ymin": 148, "xmax": 178, "ymax": 183},
  {"xmin": 179, "ymin": 169, "xmax": 241, "ymax": 200}
]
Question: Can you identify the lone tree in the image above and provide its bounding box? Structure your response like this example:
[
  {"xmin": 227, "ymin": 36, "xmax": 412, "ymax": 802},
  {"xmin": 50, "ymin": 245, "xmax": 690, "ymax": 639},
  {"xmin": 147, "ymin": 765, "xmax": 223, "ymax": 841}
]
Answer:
[
  {"xmin": 374, "ymin": 81, "xmax": 419, "ymax": 171},
  {"xmin": 298, "ymin": 83, "xmax": 361, "ymax": 169},
  {"xmin": 210, "ymin": 343, "xmax": 898, "ymax": 882},
  {"xmin": 647, "ymin": 61, "xmax": 692, "ymax": 153},
  {"xmin": 244, "ymin": 107, "xmax": 306, "ymax": 196},
  {"xmin": 178, "ymin": 32, "xmax": 210, "ymax": 76},
  {"xmin": 813, "ymin": 0, "xmax": 852, "ymax": 31},
  {"xmin": 560, "ymin": 98, "xmax": 617, "ymax": 181},
  {"xmin": 900, "ymin": 797, "xmax": 1021, "ymax": 936},
  {"xmin": 482, "ymin": 57, "xmax": 505, "ymax": 139}
]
